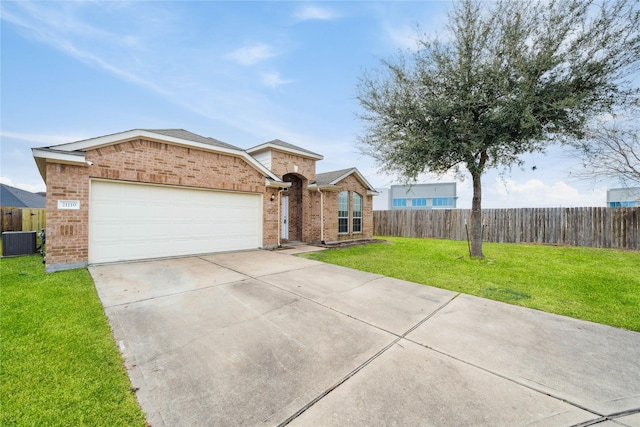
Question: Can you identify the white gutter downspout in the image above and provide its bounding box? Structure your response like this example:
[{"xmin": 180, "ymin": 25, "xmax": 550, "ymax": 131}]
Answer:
[{"xmin": 317, "ymin": 187, "xmax": 325, "ymax": 244}]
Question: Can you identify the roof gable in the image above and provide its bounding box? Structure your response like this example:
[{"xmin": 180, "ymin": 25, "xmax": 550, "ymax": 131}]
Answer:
[
  {"xmin": 312, "ymin": 167, "xmax": 377, "ymax": 193},
  {"xmin": 32, "ymin": 129, "xmax": 280, "ymax": 183},
  {"xmin": 247, "ymin": 139, "xmax": 323, "ymax": 160},
  {"xmin": 39, "ymin": 129, "xmax": 241, "ymax": 152},
  {"xmin": 144, "ymin": 129, "xmax": 242, "ymax": 151}
]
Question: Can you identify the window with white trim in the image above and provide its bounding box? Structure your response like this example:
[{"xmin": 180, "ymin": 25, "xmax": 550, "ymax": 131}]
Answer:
[
  {"xmin": 353, "ymin": 192, "xmax": 363, "ymax": 233},
  {"xmin": 338, "ymin": 191, "xmax": 349, "ymax": 233}
]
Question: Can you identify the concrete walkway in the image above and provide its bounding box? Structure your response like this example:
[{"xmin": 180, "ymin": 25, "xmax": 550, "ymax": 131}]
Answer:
[{"xmin": 90, "ymin": 248, "xmax": 640, "ymax": 427}]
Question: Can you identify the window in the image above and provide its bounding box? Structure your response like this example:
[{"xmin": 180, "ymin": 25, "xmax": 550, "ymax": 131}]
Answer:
[
  {"xmin": 412, "ymin": 198, "xmax": 427, "ymax": 207},
  {"xmin": 353, "ymin": 193, "xmax": 363, "ymax": 233},
  {"xmin": 338, "ymin": 191, "xmax": 349, "ymax": 233},
  {"xmin": 610, "ymin": 201, "xmax": 636, "ymax": 207},
  {"xmin": 392, "ymin": 198, "xmax": 407, "ymax": 207},
  {"xmin": 432, "ymin": 197, "xmax": 454, "ymax": 207}
]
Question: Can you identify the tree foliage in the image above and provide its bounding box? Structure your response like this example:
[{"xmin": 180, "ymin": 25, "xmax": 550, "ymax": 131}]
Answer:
[{"xmin": 357, "ymin": 0, "xmax": 640, "ymax": 257}]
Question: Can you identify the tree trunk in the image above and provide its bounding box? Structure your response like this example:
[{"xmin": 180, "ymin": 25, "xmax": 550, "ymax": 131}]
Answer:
[{"xmin": 470, "ymin": 170, "xmax": 484, "ymax": 258}]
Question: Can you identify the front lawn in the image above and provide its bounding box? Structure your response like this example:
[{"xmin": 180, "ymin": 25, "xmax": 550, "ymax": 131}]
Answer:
[
  {"xmin": 301, "ymin": 237, "xmax": 640, "ymax": 332},
  {"xmin": 0, "ymin": 255, "xmax": 146, "ymax": 426}
]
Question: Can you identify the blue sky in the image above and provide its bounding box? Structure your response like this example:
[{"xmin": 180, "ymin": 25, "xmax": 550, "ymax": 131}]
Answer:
[{"xmin": 1, "ymin": 1, "xmax": 614, "ymax": 208}]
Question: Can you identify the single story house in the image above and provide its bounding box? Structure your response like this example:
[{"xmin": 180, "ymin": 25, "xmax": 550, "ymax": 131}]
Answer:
[{"xmin": 32, "ymin": 129, "xmax": 377, "ymax": 272}]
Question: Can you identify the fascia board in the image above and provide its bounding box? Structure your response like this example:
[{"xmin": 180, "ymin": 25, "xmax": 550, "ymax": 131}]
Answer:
[
  {"xmin": 247, "ymin": 143, "xmax": 324, "ymax": 160},
  {"xmin": 326, "ymin": 169, "xmax": 355, "ymax": 185},
  {"xmin": 339, "ymin": 168, "xmax": 376, "ymax": 192},
  {"xmin": 32, "ymin": 148, "xmax": 86, "ymax": 182},
  {"xmin": 45, "ymin": 129, "xmax": 181, "ymax": 151},
  {"xmin": 38, "ymin": 129, "xmax": 281, "ymax": 182},
  {"xmin": 266, "ymin": 179, "xmax": 292, "ymax": 188},
  {"xmin": 308, "ymin": 183, "xmax": 341, "ymax": 192},
  {"xmin": 352, "ymin": 169, "xmax": 377, "ymax": 192},
  {"xmin": 32, "ymin": 148, "xmax": 86, "ymax": 164},
  {"xmin": 53, "ymin": 129, "xmax": 241, "ymax": 158},
  {"xmin": 325, "ymin": 168, "xmax": 377, "ymax": 193},
  {"xmin": 237, "ymin": 152, "xmax": 280, "ymax": 181}
]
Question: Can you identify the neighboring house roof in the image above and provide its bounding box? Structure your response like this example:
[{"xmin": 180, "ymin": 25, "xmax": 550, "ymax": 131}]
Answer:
[
  {"xmin": 32, "ymin": 129, "xmax": 281, "ymax": 183},
  {"xmin": 247, "ymin": 139, "xmax": 323, "ymax": 160},
  {"xmin": 311, "ymin": 167, "xmax": 378, "ymax": 195},
  {"xmin": 0, "ymin": 184, "xmax": 46, "ymax": 208}
]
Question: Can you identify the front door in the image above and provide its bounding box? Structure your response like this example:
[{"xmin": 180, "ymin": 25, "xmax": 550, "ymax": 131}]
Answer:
[{"xmin": 281, "ymin": 195, "xmax": 289, "ymax": 240}]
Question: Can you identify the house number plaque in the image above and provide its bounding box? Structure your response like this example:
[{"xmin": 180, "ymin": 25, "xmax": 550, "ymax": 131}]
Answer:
[{"xmin": 57, "ymin": 200, "xmax": 80, "ymax": 210}]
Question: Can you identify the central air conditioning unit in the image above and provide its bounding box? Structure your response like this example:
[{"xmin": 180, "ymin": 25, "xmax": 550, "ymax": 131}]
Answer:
[{"xmin": 2, "ymin": 231, "xmax": 37, "ymax": 257}]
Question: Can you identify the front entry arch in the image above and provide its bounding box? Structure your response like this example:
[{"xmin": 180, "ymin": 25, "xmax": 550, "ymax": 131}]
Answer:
[{"xmin": 282, "ymin": 173, "xmax": 304, "ymax": 242}]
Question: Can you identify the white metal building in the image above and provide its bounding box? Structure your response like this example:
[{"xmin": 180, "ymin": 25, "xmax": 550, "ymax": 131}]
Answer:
[
  {"xmin": 374, "ymin": 183, "xmax": 457, "ymax": 210},
  {"xmin": 607, "ymin": 187, "xmax": 640, "ymax": 207}
]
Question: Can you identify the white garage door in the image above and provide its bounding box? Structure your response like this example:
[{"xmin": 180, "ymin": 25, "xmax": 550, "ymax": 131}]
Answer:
[{"xmin": 89, "ymin": 180, "xmax": 263, "ymax": 264}]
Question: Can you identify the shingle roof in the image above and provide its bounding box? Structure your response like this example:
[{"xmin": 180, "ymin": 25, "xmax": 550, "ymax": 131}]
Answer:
[
  {"xmin": 247, "ymin": 139, "xmax": 323, "ymax": 159},
  {"xmin": 144, "ymin": 129, "xmax": 241, "ymax": 150},
  {"xmin": 312, "ymin": 167, "xmax": 378, "ymax": 193},
  {"xmin": 313, "ymin": 168, "xmax": 356, "ymax": 186},
  {"xmin": 0, "ymin": 184, "xmax": 46, "ymax": 208}
]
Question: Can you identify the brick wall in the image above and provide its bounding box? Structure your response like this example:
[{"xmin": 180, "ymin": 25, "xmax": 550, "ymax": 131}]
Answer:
[
  {"xmin": 270, "ymin": 151, "xmax": 318, "ymax": 243},
  {"xmin": 45, "ymin": 163, "xmax": 90, "ymax": 268},
  {"xmin": 45, "ymin": 139, "xmax": 279, "ymax": 269},
  {"xmin": 320, "ymin": 174, "xmax": 374, "ymax": 243},
  {"xmin": 269, "ymin": 151, "xmax": 316, "ymax": 181},
  {"xmin": 44, "ymin": 138, "xmax": 374, "ymax": 269}
]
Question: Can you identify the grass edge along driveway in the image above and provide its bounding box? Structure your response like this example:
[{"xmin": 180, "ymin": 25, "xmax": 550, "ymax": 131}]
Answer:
[
  {"xmin": 1, "ymin": 255, "xmax": 146, "ymax": 426},
  {"xmin": 300, "ymin": 236, "xmax": 640, "ymax": 332}
]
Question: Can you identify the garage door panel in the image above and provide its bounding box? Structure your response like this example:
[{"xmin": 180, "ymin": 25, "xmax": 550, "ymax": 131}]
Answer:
[{"xmin": 89, "ymin": 181, "xmax": 263, "ymax": 264}]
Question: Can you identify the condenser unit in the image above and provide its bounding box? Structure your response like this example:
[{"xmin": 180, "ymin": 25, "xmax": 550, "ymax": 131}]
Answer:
[{"xmin": 2, "ymin": 231, "xmax": 37, "ymax": 256}]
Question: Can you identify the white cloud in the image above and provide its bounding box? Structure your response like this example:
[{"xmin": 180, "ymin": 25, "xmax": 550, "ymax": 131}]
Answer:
[
  {"xmin": 1, "ymin": 2, "xmax": 302, "ymax": 143},
  {"xmin": 0, "ymin": 176, "xmax": 46, "ymax": 193},
  {"xmin": 261, "ymin": 71, "xmax": 294, "ymax": 88},
  {"xmin": 372, "ymin": 2, "xmax": 452, "ymax": 52},
  {"xmin": 0, "ymin": 130, "xmax": 86, "ymax": 145},
  {"xmin": 225, "ymin": 43, "xmax": 277, "ymax": 66},
  {"xmin": 0, "ymin": 2, "xmax": 170, "ymax": 96},
  {"xmin": 383, "ymin": 23, "xmax": 421, "ymax": 51},
  {"xmin": 484, "ymin": 178, "xmax": 606, "ymax": 208},
  {"xmin": 366, "ymin": 165, "xmax": 606, "ymax": 209},
  {"xmin": 294, "ymin": 6, "xmax": 337, "ymax": 22}
]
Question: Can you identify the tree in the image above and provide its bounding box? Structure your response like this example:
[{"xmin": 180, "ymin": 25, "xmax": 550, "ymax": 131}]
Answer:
[
  {"xmin": 572, "ymin": 118, "xmax": 640, "ymax": 187},
  {"xmin": 357, "ymin": 0, "xmax": 640, "ymax": 257}
]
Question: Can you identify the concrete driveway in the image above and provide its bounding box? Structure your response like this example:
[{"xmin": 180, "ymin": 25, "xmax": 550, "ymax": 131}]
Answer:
[{"xmin": 90, "ymin": 248, "xmax": 640, "ymax": 427}]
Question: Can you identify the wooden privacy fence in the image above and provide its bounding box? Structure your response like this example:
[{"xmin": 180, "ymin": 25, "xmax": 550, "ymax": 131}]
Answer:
[
  {"xmin": 374, "ymin": 207, "xmax": 640, "ymax": 250},
  {"xmin": 1, "ymin": 208, "xmax": 46, "ymax": 233}
]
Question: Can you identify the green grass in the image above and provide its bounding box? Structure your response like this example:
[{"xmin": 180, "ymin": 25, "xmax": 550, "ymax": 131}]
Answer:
[
  {"xmin": 301, "ymin": 237, "xmax": 640, "ymax": 332},
  {"xmin": 1, "ymin": 255, "xmax": 146, "ymax": 426}
]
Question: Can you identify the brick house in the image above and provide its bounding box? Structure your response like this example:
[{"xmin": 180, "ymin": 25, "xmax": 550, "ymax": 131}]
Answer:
[{"xmin": 32, "ymin": 129, "xmax": 377, "ymax": 272}]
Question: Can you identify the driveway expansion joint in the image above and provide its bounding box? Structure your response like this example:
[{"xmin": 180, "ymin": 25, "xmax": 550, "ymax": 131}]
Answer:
[
  {"xmin": 276, "ymin": 293, "xmax": 460, "ymax": 426},
  {"xmin": 92, "ymin": 253, "xmax": 640, "ymax": 426},
  {"xmin": 197, "ymin": 255, "xmax": 317, "ymax": 281},
  {"xmin": 402, "ymin": 335, "xmax": 612, "ymax": 423}
]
